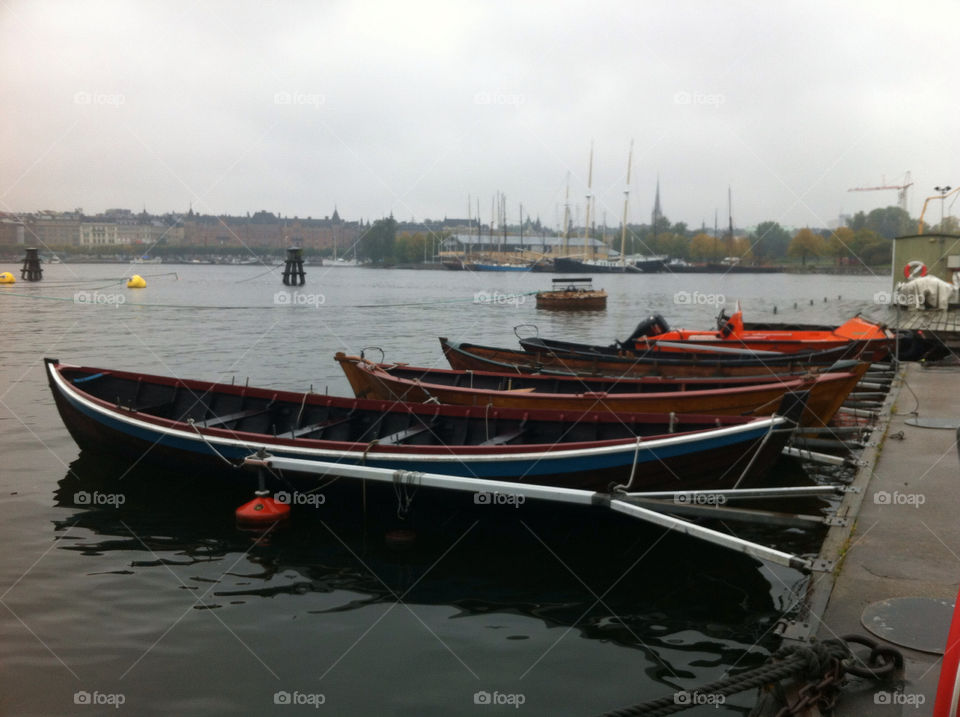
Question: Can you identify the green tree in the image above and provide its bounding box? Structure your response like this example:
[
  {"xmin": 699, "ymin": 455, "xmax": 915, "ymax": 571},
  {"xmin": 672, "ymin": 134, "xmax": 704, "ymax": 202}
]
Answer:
[
  {"xmin": 749, "ymin": 221, "xmax": 791, "ymax": 261},
  {"xmin": 830, "ymin": 227, "xmax": 889, "ymax": 267},
  {"xmin": 689, "ymin": 233, "xmax": 722, "ymax": 261},
  {"xmin": 851, "ymin": 228, "xmax": 890, "ymax": 265},
  {"xmin": 846, "ymin": 206, "xmax": 913, "ymax": 239},
  {"xmin": 656, "ymin": 232, "xmax": 690, "ymax": 260},
  {"xmin": 358, "ymin": 217, "xmax": 397, "ymax": 263},
  {"xmin": 824, "ymin": 226, "xmax": 855, "ymax": 265},
  {"xmin": 935, "ymin": 216, "xmax": 960, "ymax": 234},
  {"xmin": 788, "ymin": 228, "xmax": 824, "ymax": 266},
  {"xmin": 731, "ymin": 237, "xmax": 752, "ymax": 262},
  {"xmin": 651, "ymin": 215, "xmax": 672, "ymax": 240}
]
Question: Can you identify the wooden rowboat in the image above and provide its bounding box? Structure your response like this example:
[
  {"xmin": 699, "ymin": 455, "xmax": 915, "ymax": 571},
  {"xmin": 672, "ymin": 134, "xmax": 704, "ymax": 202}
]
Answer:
[
  {"xmin": 440, "ymin": 337, "xmax": 860, "ymax": 379},
  {"xmin": 45, "ymin": 358, "xmax": 804, "ymax": 492},
  {"xmin": 336, "ymin": 353, "xmax": 867, "ymax": 428}
]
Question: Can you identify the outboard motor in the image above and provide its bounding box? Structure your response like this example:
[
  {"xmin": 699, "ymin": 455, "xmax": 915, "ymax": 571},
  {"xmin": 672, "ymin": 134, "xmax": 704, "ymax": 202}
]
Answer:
[
  {"xmin": 624, "ymin": 314, "xmax": 671, "ymax": 343},
  {"xmin": 716, "ymin": 309, "xmax": 730, "ymax": 330}
]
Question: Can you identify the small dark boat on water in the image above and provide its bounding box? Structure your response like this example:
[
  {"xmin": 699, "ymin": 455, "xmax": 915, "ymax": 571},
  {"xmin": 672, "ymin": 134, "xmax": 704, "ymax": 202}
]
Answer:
[
  {"xmin": 536, "ymin": 277, "xmax": 607, "ymax": 311},
  {"xmin": 552, "ymin": 256, "xmax": 640, "ymax": 274},
  {"xmin": 440, "ymin": 337, "xmax": 858, "ymax": 379},
  {"xmin": 336, "ymin": 352, "xmax": 866, "ymax": 427},
  {"xmin": 46, "ymin": 358, "xmax": 806, "ymax": 491},
  {"xmin": 662, "ymin": 262, "xmax": 785, "ymax": 273},
  {"xmin": 551, "ymin": 256, "xmax": 669, "ymax": 273}
]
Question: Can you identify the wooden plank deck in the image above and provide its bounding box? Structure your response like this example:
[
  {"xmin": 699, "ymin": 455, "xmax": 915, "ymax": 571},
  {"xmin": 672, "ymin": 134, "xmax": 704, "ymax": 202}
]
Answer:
[
  {"xmin": 892, "ymin": 308, "xmax": 960, "ymax": 350},
  {"xmin": 892, "ymin": 307, "xmax": 960, "ymax": 333}
]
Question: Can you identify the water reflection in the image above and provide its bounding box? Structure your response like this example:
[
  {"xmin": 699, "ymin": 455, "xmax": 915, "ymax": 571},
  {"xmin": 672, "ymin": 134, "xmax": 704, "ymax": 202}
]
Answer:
[{"xmin": 53, "ymin": 451, "xmax": 819, "ymax": 686}]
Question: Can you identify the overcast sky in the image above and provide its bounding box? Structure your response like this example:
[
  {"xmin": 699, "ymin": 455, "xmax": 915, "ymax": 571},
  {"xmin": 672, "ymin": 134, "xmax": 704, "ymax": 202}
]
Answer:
[{"xmin": 2, "ymin": 0, "xmax": 958, "ymax": 230}]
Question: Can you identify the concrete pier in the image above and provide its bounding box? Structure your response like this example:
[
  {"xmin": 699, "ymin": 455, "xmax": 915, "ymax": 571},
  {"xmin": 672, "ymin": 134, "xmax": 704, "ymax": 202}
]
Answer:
[{"xmin": 814, "ymin": 362, "xmax": 960, "ymax": 713}]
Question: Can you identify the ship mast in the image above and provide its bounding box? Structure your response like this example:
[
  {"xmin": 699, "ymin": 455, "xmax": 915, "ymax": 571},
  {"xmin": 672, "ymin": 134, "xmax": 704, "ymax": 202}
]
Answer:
[
  {"xmin": 620, "ymin": 139, "xmax": 633, "ymax": 266},
  {"xmin": 519, "ymin": 202, "xmax": 524, "ymax": 252},
  {"xmin": 582, "ymin": 141, "xmax": 593, "ymax": 259},
  {"xmin": 561, "ymin": 173, "xmax": 571, "ymax": 257},
  {"xmin": 727, "ymin": 186, "xmax": 734, "ymax": 258}
]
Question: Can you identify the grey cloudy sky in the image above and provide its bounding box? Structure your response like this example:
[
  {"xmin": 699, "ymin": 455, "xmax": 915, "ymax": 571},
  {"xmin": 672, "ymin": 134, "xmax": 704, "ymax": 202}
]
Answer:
[{"xmin": 2, "ymin": 0, "xmax": 958, "ymax": 230}]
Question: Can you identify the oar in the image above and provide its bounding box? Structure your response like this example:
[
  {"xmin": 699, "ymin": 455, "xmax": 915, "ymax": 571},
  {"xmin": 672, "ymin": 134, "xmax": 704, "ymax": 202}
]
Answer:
[{"xmin": 244, "ymin": 454, "xmax": 821, "ymax": 572}]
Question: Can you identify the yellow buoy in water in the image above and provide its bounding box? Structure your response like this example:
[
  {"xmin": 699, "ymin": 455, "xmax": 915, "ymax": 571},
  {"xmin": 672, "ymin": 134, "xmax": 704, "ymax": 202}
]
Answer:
[
  {"xmin": 0, "ymin": 272, "xmax": 15, "ymax": 284},
  {"xmin": 127, "ymin": 274, "xmax": 146, "ymax": 289}
]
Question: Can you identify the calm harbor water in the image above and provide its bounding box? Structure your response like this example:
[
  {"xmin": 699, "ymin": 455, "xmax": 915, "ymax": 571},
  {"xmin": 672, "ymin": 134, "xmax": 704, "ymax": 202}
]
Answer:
[{"xmin": 0, "ymin": 264, "xmax": 890, "ymax": 716}]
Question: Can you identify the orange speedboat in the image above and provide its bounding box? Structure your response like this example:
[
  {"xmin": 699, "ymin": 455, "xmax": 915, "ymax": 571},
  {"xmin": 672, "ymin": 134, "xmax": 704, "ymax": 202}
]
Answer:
[{"xmin": 632, "ymin": 310, "xmax": 893, "ymax": 361}]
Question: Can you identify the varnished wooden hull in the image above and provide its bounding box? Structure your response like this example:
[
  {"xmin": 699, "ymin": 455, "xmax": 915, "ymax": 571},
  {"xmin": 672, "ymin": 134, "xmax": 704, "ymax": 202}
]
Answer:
[
  {"xmin": 536, "ymin": 290, "xmax": 607, "ymax": 310},
  {"xmin": 440, "ymin": 337, "xmax": 855, "ymax": 379},
  {"xmin": 337, "ymin": 353, "xmax": 865, "ymax": 428}
]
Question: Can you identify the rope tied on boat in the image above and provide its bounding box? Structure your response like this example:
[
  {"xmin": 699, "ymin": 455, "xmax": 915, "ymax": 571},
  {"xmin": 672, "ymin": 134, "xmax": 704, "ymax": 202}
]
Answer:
[
  {"xmin": 731, "ymin": 417, "xmax": 780, "ymax": 490},
  {"xmin": 392, "ymin": 469, "xmax": 421, "ymax": 519},
  {"xmin": 612, "ymin": 436, "xmax": 644, "ymax": 493},
  {"xmin": 186, "ymin": 418, "xmax": 243, "ymax": 469},
  {"xmin": 592, "ymin": 635, "xmax": 902, "ymax": 717}
]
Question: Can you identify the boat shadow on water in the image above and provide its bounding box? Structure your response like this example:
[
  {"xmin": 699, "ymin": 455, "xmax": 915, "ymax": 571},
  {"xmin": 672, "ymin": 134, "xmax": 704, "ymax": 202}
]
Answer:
[{"xmin": 53, "ymin": 450, "xmax": 826, "ymax": 686}]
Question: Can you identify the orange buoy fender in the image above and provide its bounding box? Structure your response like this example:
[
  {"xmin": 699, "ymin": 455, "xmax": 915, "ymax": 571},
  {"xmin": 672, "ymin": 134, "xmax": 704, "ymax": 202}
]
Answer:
[
  {"xmin": 235, "ymin": 496, "xmax": 291, "ymax": 526},
  {"xmin": 934, "ymin": 585, "xmax": 960, "ymax": 716}
]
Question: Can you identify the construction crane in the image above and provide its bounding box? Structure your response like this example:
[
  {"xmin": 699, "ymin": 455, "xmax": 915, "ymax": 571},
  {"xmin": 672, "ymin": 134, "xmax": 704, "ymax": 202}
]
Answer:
[
  {"xmin": 917, "ymin": 186, "xmax": 960, "ymax": 234},
  {"xmin": 847, "ymin": 171, "xmax": 913, "ymax": 212}
]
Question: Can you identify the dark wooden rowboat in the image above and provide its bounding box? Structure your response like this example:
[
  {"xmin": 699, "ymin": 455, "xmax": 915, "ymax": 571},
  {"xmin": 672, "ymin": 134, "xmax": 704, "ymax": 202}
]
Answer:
[
  {"xmin": 46, "ymin": 358, "xmax": 805, "ymax": 492},
  {"xmin": 440, "ymin": 337, "xmax": 859, "ymax": 379},
  {"xmin": 336, "ymin": 353, "xmax": 866, "ymax": 428}
]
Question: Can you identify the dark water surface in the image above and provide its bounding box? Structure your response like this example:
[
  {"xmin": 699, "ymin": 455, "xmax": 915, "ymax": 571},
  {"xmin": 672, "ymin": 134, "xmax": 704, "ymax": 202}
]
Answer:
[{"xmin": 0, "ymin": 264, "xmax": 889, "ymax": 715}]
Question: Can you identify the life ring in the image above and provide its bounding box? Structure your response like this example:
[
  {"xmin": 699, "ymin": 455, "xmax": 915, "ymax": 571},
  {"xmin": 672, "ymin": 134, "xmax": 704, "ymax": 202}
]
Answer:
[{"xmin": 904, "ymin": 260, "xmax": 928, "ymax": 280}]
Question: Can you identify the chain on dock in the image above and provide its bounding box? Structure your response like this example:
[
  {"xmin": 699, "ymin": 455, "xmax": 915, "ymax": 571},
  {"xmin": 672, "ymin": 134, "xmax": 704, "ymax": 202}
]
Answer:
[{"xmin": 594, "ymin": 635, "xmax": 903, "ymax": 717}]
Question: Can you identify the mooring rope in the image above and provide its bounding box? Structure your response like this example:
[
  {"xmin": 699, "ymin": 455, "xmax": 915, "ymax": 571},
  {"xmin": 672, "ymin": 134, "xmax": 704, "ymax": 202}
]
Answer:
[
  {"xmin": 186, "ymin": 419, "xmax": 242, "ymax": 469},
  {"xmin": 594, "ymin": 636, "xmax": 902, "ymax": 717}
]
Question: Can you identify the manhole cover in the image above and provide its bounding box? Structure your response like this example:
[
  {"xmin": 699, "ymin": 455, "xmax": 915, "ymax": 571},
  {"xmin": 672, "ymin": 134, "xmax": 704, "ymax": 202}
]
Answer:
[
  {"xmin": 861, "ymin": 596, "xmax": 955, "ymax": 653},
  {"xmin": 906, "ymin": 417, "xmax": 960, "ymax": 429}
]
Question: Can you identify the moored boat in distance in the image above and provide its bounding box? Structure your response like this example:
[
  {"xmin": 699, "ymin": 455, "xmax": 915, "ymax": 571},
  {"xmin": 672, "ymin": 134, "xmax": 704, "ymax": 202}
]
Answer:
[
  {"xmin": 45, "ymin": 358, "xmax": 805, "ymax": 492},
  {"xmin": 552, "ymin": 256, "xmax": 640, "ymax": 274},
  {"xmin": 536, "ymin": 277, "xmax": 607, "ymax": 310},
  {"xmin": 467, "ymin": 261, "xmax": 533, "ymax": 272},
  {"xmin": 550, "ymin": 255, "xmax": 667, "ymax": 274}
]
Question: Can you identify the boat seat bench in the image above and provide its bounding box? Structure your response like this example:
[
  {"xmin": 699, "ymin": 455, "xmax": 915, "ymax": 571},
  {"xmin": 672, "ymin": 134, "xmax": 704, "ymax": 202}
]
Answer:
[
  {"xmin": 479, "ymin": 428, "xmax": 526, "ymax": 446},
  {"xmin": 194, "ymin": 407, "xmax": 270, "ymax": 429},
  {"xmin": 377, "ymin": 423, "xmax": 436, "ymax": 445},
  {"xmin": 289, "ymin": 415, "xmax": 353, "ymax": 439},
  {"xmin": 125, "ymin": 399, "xmax": 177, "ymax": 415}
]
